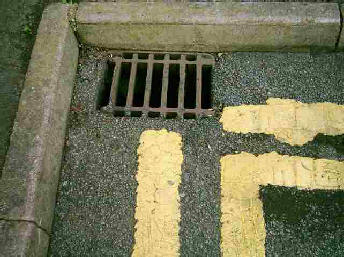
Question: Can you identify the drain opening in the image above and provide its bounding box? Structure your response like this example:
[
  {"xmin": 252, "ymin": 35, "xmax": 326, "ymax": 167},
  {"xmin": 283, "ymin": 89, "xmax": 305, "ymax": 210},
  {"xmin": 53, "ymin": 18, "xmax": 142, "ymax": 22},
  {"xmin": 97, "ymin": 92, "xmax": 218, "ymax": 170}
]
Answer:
[
  {"xmin": 101, "ymin": 52, "xmax": 215, "ymax": 119},
  {"xmin": 131, "ymin": 111, "xmax": 142, "ymax": 117},
  {"xmin": 167, "ymin": 64, "xmax": 180, "ymax": 108},
  {"xmin": 123, "ymin": 53, "xmax": 133, "ymax": 59},
  {"xmin": 138, "ymin": 53, "xmax": 149, "ymax": 59},
  {"xmin": 201, "ymin": 65, "xmax": 212, "ymax": 109},
  {"xmin": 148, "ymin": 111, "xmax": 160, "ymax": 118},
  {"xmin": 170, "ymin": 54, "xmax": 181, "ymax": 60},
  {"xmin": 116, "ymin": 62, "xmax": 131, "ymax": 107},
  {"xmin": 154, "ymin": 54, "xmax": 165, "ymax": 60},
  {"xmin": 133, "ymin": 63, "xmax": 147, "ymax": 107},
  {"xmin": 166, "ymin": 112, "xmax": 178, "ymax": 119},
  {"xmin": 184, "ymin": 113, "xmax": 196, "ymax": 119},
  {"xmin": 97, "ymin": 61, "xmax": 115, "ymax": 109},
  {"xmin": 150, "ymin": 63, "xmax": 163, "ymax": 108},
  {"xmin": 186, "ymin": 55, "xmax": 196, "ymax": 61},
  {"xmin": 184, "ymin": 64, "xmax": 196, "ymax": 109}
]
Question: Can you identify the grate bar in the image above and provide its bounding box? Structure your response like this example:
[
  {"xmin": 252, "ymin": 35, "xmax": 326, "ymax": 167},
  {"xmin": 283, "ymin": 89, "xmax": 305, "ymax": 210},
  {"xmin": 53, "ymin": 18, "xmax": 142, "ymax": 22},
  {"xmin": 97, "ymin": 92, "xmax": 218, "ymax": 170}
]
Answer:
[
  {"xmin": 178, "ymin": 55, "xmax": 186, "ymax": 118},
  {"xmin": 196, "ymin": 54, "xmax": 202, "ymax": 114},
  {"xmin": 160, "ymin": 54, "xmax": 170, "ymax": 115},
  {"xmin": 110, "ymin": 59, "xmax": 122, "ymax": 107},
  {"xmin": 143, "ymin": 53, "xmax": 154, "ymax": 114},
  {"xmin": 109, "ymin": 106, "xmax": 214, "ymax": 116},
  {"xmin": 109, "ymin": 58, "xmax": 214, "ymax": 66},
  {"xmin": 125, "ymin": 54, "xmax": 138, "ymax": 108}
]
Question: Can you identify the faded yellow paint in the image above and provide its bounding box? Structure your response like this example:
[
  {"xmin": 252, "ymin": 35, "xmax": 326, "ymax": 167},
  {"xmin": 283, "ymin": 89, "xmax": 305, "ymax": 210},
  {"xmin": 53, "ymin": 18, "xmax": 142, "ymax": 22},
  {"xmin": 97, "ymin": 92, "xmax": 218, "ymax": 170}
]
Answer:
[
  {"xmin": 220, "ymin": 98, "xmax": 344, "ymax": 145},
  {"xmin": 220, "ymin": 152, "xmax": 344, "ymax": 257},
  {"xmin": 133, "ymin": 129, "xmax": 183, "ymax": 257}
]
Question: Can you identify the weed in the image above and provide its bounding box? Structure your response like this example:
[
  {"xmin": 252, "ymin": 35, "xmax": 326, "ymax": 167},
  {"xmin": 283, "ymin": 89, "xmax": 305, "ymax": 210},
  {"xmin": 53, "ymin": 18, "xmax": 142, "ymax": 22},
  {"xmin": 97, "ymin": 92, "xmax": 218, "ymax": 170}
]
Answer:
[
  {"xmin": 24, "ymin": 24, "xmax": 32, "ymax": 35},
  {"xmin": 62, "ymin": 0, "xmax": 75, "ymax": 4}
]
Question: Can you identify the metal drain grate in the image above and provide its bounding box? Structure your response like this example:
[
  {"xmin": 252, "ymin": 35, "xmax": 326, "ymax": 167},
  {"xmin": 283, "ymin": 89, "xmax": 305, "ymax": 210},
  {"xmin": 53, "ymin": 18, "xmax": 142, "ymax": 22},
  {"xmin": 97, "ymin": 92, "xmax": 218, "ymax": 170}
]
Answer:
[{"xmin": 100, "ymin": 52, "xmax": 215, "ymax": 118}]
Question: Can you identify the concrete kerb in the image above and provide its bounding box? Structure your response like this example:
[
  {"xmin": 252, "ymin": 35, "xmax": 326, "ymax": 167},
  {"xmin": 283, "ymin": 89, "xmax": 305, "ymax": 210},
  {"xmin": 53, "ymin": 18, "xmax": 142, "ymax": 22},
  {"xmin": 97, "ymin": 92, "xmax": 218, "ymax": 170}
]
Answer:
[
  {"xmin": 76, "ymin": 2, "xmax": 343, "ymax": 52},
  {"xmin": 0, "ymin": 3, "xmax": 78, "ymax": 257},
  {"xmin": 339, "ymin": 4, "xmax": 344, "ymax": 49},
  {"xmin": 1, "ymin": 1, "xmax": 344, "ymax": 257}
]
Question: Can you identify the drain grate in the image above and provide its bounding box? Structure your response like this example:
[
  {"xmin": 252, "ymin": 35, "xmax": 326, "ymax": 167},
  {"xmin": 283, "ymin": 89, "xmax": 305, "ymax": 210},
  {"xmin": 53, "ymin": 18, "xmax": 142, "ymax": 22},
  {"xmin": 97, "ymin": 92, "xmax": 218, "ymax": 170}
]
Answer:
[{"xmin": 100, "ymin": 52, "xmax": 215, "ymax": 118}]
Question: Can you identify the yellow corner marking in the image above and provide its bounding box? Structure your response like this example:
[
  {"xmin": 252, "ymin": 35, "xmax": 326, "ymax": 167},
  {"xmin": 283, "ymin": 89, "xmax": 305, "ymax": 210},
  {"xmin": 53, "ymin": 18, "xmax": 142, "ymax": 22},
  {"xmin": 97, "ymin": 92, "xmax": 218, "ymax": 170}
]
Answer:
[
  {"xmin": 220, "ymin": 98, "xmax": 344, "ymax": 146},
  {"xmin": 220, "ymin": 152, "xmax": 344, "ymax": 257},
  {"xmin": 133, "ymin": 129, "xmax": 183, "ymax": 257}
]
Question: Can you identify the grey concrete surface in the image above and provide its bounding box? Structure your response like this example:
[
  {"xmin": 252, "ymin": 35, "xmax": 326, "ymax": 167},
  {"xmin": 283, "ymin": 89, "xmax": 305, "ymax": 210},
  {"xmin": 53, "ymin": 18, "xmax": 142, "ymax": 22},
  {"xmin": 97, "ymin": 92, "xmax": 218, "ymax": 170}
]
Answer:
[
  {"xmin": 0, "ymin": 220, "xmax": 49, "ymax": 257},
  {"xmin": 0, "ymin": 3, "xmax": 78, "ymax": 256},
  {"xmin": 76, "ymin": 2, "xmax": 341, "ymax": 52},
  {"xmin": 0, "ymin": 0, "xmax": 47, "ymax": 172},
  {"xmin": 49, "ymin": 48, "xmax": 344, "ymax": 256}
]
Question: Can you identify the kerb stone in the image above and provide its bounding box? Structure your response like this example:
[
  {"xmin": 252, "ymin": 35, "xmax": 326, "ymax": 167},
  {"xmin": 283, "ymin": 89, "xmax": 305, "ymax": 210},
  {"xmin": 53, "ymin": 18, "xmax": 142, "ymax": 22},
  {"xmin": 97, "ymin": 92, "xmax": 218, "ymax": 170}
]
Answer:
[{"xmin": 77, "ymin": 2, "xmax": 340, "ymax": 52}]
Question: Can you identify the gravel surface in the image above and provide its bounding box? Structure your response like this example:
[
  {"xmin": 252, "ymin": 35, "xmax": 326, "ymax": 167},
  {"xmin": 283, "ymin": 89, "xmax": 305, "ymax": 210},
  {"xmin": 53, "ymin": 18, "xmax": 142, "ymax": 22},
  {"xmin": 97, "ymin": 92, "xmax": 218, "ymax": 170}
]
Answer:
[{"xmin": 49, "ymin": 48, "xmax": 344, "ymax": 256}]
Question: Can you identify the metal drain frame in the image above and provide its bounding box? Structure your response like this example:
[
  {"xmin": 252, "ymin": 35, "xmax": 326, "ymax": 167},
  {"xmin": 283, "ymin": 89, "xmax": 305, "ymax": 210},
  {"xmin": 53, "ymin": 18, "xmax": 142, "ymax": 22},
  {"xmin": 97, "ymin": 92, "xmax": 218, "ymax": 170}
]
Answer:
[{"xmin": 101, "ymin": 52, "xmax": 215, "ymax": 118}]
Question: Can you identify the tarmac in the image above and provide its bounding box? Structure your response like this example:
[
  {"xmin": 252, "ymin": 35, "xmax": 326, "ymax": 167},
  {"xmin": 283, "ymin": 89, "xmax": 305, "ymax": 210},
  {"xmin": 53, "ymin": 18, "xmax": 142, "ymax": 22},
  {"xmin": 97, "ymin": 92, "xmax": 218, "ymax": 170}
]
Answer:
[{"xmin": 49, "ymin": 48, "xmax": 344, "ymax": 256}]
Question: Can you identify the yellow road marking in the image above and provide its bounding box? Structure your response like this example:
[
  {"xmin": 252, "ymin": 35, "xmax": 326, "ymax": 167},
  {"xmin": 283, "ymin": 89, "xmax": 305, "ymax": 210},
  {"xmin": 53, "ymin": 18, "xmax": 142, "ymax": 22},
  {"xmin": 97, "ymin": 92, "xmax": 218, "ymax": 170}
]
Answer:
[
  {"xmin": 220, "ymin": 98, "xmax": 344, "ymax": 146},
  {"xmin": 133, "ymin": 129, "xmax": 183, "ymax": 257},
  {"xmin": 220, "ymin": 152, "xmax": 344, "ymax": 257}
]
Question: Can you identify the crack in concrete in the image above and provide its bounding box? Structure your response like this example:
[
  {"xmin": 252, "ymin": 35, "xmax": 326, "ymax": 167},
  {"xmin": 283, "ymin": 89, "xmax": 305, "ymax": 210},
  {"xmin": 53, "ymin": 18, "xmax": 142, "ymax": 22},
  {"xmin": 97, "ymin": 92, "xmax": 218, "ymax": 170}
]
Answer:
[
  {"xmin": 335, "ymin": 3, "xmax": 343, "ymax": 50},
  {"xmin": 0, "ymin": 218, "xmax": 50, "ymax": 236}
]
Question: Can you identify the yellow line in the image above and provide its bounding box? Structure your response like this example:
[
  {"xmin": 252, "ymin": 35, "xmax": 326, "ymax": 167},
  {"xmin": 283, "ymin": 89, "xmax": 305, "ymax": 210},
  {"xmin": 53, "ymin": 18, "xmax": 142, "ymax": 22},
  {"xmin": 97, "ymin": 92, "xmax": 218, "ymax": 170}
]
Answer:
[
  {"xmin": 133, "ymin": 129, "xmax": 183, "ymax": 257},
  {"xmin": 220, "ymin": 152, "xmax": 344, "ymax": 257},
  {"xmin": 220, "ymin": 98, "xmax": 344, "ymax": 146}
]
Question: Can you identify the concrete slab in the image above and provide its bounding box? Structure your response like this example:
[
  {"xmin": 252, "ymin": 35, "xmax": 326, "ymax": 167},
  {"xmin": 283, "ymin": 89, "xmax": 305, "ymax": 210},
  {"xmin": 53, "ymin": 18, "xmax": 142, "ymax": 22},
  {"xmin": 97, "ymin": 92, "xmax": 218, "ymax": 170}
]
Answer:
[
  {"xmin": 0, "ymin": 220, "xmax": 49, "ymax": 257},
  {"xmin": 0, "ymin": 3, "xmax": 78, "ymax": 255},
  {"xmin": 76, "ymin": 2, "xmax": 341, "ymax": 52}
]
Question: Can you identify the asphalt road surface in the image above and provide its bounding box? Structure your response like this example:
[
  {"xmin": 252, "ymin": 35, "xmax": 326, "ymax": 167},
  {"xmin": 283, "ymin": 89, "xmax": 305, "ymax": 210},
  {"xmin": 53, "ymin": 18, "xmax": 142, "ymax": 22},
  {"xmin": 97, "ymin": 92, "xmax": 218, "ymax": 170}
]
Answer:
[{"xmin": 49, "ymin": 49, "xmax": 344, "ymax": 257}]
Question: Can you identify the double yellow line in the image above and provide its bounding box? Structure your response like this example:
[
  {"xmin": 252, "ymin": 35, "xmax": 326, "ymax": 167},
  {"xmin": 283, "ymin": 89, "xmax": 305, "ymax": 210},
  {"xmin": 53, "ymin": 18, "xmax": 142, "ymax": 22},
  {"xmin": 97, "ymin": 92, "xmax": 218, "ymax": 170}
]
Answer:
[
  {"xmin": 220, "ymin": 98, "xmax": 344, "ymax": 146},
  {"xmin": 133, "ymin": 130, "xmax": 183, "ymax": 257},
  {"xmin": 220, "ymin": 152, "xmax": 344, "ymax": 257},
  {"xmin": 132, "ymin": 99, "xmax": 344, "ymax": 256}
]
